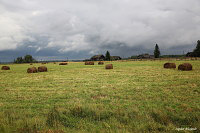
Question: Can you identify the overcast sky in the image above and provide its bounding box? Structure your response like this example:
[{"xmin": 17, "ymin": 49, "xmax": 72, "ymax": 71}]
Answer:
[{"xmin": 0, "ymin": 0, "xmax": 200, "ymax": 61}]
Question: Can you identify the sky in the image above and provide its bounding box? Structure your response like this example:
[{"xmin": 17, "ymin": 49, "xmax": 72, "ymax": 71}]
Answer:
[{"xmin": 0, "ymin": 0, "xmax": 200, "ymax": 61}]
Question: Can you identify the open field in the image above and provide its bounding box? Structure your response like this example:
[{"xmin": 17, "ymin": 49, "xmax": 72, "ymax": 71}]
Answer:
[{"xmin": 0, "ymin": 60, "xmax": 200, "ymax": 132}]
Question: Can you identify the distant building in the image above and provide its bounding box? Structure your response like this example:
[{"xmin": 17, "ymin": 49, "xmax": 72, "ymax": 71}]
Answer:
[
  {"xmin": 90, "ymin": 54, "xmax": 105, "ymax": 61},
  {"xmin": 137, "ymin": 53, "xmax": 154, "ymax": 59},
  {"xmin": 111, "ymin": 56, "xmax": 122, "ymax": 60}
]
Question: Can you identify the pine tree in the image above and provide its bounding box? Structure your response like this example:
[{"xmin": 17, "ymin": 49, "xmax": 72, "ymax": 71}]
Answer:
[
  {"xmin": 154, "ymin": 44, "xmax": 160, "ymax": 58},
  {"xmin": 193, "ymin": 40, "xmax": 200, "ymax": 57},
  {"xmin": 105, "ymin": 51, "xmax": 111, "ymax": 61}
]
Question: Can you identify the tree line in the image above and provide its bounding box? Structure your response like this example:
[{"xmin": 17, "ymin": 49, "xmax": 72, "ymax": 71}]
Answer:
[
  {"xmin": 14, "ymin": 55, "xmax": 37, "ymax": 63},
  {"xmin": 143, "ymin": 40, "xmax": 200, "ymax": 58}
]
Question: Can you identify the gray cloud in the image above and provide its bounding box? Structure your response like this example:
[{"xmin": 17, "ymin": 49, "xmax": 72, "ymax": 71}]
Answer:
[{"xmin": 0, "ymin": 0, "xmax": 200, "ymax": 61}]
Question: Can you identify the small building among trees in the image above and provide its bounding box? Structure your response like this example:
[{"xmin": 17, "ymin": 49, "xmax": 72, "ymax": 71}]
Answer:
[
  {"xmin": 111, "ymin": 56, "xmax": 122, "ymax": 60},
  {"xmin": 137, "ymin": 53, "xmax": 154, "ymax": 59},
  {"xmin": 90, "ymin": 54, "xmax": 105, "ymax": 61},
  {"xmin": 90, "ymin": 53, "xmax": 122, "ymax": 61}
]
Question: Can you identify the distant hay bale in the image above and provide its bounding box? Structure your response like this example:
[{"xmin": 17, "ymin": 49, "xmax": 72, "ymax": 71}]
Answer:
[
  {"xmin": 85, "ymin": 61, "xmax": 94, "ymax": 65},
  {"xmin": 1, "ymin": 66, "xmax": 10, "ymax": 70},
  {"xmin": 178, "ymin": 63, "xmax": 192, "ymax": 71},
  {"xmin": 164, "ymin": 63, "xmax": 176, "ymax": 69},
  {"xmin": 30, "ymin": 63, "xmax": 33, "ymax": 65},
  {"xmin": 54, "ymin": 62, "xmax": 56, "ymax": 64},
  {"xmin": 38, "ymin": 66, "xmax": 48, "ymax": 72},
  {"xmin": 98, "ymin": 61, "xmax": 104, "ymax": 65},
  {"xmin": 27, "ymin": 67, "xmax": 37, "ymax": 73},
  {"xmin": 59, "ymin": 62, "xmax": 68, "ymax": 65},
  {"xmin": 105, "ymin": 64, "xmax": 113, "ymax": 69},
  {"xmin": 42, "ymin": 63, "xmax": 46, "ymax": 64}
]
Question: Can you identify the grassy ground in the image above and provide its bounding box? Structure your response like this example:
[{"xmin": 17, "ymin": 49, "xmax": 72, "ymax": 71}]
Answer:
[{"xmin": 0, "ymin": 60, "xmax": 199, "ymax": 132}]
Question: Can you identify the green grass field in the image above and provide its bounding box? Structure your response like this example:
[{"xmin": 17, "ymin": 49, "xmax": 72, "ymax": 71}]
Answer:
[{"xmin": 0, "ymin": 60, "xmax": 199, "ymax": 132}]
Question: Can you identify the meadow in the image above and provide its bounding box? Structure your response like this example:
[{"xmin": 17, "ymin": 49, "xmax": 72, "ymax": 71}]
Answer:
[{"xmin": 0, "ymin": 60, "xmax": 199, "ymax": 133}]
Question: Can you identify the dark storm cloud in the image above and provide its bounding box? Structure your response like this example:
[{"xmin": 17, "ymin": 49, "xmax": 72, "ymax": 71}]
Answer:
[{"xmin": 0, "ymin": 0, "xmax": 200, "ymax": 61}]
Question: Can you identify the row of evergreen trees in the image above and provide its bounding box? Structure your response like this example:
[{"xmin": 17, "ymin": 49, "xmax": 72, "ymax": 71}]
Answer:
[
  {"xmin": 14, "ymin": 55, "xmax": 37, "ymax": 63},
  {"xmin": 105, "ymin": 44, "xmax": 161, "ymax": 60},
  {"xmin": 153, "ymin": 40, "xmax": 200, "ymax": 58}
]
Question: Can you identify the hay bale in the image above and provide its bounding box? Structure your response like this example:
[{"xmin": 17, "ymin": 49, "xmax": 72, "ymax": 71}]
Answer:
[
  {"xmin": 42, "ymin": 63, "xmax": 46, "ymax": 64},
  {"xmin": 105, "ymin": 64, "xmax": 113, "ymax": 69},
  {"xmin": 85, "ymin": 61, "xmax": 94, "ymax": 65},
  {"xmin": 59, "ymin": 62, "xmax": 68, "ymax": 65},
  {"xmin": 38, "ymin": 66, "xmax": 47, "ymax": 72},
  {"xmin": 178, "ymin": 63, "xmax": 192, "ymax": 71},
  {"xmin": 27, "ymin": 67, "xmax": 37, "ymax": 73},
  {"xmin": 98, "ymin": 61, "xmax": 104, "ymax": 65},
  {"xmin": 30, "ymin": 63, "xmax": 33, "ymax": 65},
  {"xmin": 1, "ymin": 66, "xmax": 10, "ymax": 70},
  {"xmin": 164, "ymin": 63, "xmax": 176, "ymax": 69}
]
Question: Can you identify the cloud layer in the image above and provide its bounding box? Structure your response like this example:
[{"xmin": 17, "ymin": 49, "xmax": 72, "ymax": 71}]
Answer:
[{"xmin": 0, "ymin": 0, "xmax": 200, "ymax": 60}]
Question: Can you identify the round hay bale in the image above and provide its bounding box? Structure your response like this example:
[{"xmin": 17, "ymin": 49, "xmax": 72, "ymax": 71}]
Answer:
[
  {"xmin": 59, "ymin": 62, "xmax": 68, "ymax": 65},
  {"xmin": 85, "ymin": 61, "xmax": 94, "ymax": 65},
  {"xmin": 38, "ymin": 66, "xmax": 47, "ymax": 72},
  {"xmin": 164, "ymin": 63, "xmax": 176, "ymax": 69},
  {"xmin": 1, "ymin": 66, "xmax": 10, "ymax": 70},
  {"xmin": 98, "ymin": 61, "xmax": 104, "ymax": 65},
  {"xmin": 30, "ymin": 63, "xmax": 33, "ymax": 65},
  {"xmin": 105, "ymin": 64, "xmax": 113, "ymax": 69},
  {"xmin": 178, "ymin": 63, "xmax": 192, "ymax": 71},
  {"xmin": 27, "ymin": 67, "xmax": 37, "ymax": 73}
]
